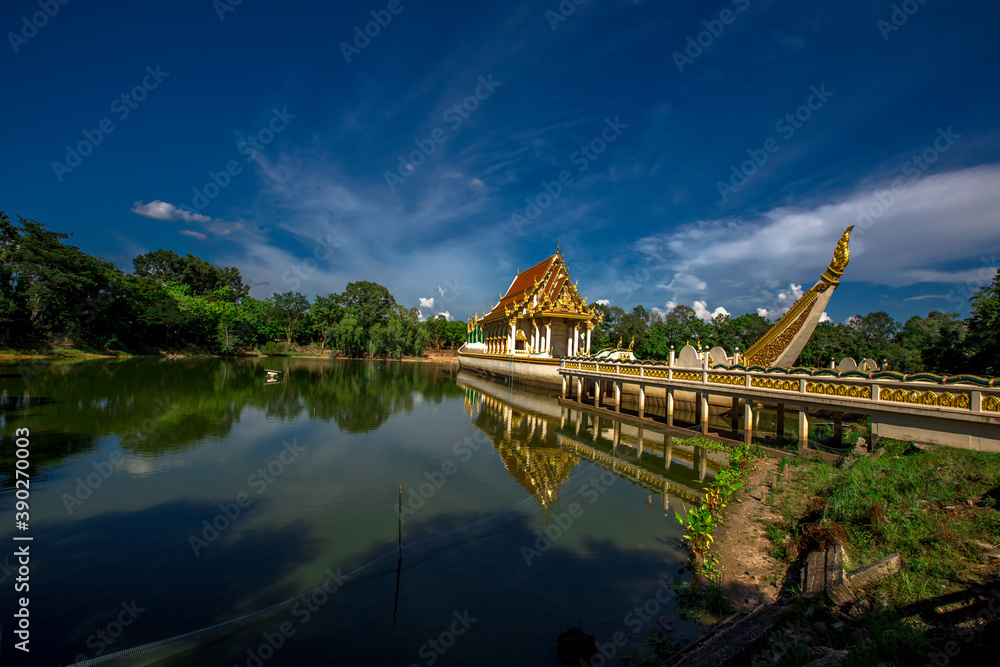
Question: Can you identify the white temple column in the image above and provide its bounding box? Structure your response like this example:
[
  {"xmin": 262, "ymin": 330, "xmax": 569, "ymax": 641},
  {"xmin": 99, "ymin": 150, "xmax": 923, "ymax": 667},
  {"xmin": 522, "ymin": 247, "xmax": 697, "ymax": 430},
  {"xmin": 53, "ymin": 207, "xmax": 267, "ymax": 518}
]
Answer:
[
  {"xmin": 573, "ymin": 323, "xmax": 579, "ymax": 355},
  {"xmin": 533, "ymin": 320, "xmax": 539, "ymax": 352},
  {"xmin": 545, "ymin": 321, "xmax": 552, "ymax": 355},
  {"xmin": 509, "ymin": 321, "xmax": 516, "ymax": 353},
  {"xmin": 586, "ymin": 327, "xmax": 592, "ymax": 355}
]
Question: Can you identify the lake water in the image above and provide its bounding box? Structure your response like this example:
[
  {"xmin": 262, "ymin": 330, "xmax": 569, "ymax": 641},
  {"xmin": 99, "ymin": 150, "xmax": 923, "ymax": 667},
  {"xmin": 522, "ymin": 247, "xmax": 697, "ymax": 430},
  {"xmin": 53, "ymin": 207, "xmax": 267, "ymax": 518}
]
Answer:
[{"xmin": 0, "ymin": 358, "xmax": 726, "ymax": 666}]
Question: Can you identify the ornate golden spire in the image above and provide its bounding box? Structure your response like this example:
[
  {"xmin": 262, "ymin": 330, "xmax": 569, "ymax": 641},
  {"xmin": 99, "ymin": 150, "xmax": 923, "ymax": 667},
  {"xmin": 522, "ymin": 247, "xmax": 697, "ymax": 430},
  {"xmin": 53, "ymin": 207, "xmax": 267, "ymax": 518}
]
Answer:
[{"xmin": 821, "ymin": 226, "xmax": 853, "ymax": 285}]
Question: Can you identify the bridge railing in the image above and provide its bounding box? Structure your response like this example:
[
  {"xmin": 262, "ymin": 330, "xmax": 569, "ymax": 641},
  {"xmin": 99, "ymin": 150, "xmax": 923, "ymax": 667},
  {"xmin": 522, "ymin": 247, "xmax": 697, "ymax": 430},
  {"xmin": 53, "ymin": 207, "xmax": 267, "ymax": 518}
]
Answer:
[{"xmin": 560, "ymin": 359, "xmax": 1000, "ymax": 417}]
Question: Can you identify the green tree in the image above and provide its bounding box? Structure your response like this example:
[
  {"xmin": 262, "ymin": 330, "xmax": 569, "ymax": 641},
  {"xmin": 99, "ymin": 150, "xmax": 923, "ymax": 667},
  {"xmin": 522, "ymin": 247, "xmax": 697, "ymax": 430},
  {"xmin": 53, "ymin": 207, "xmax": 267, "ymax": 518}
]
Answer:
[
  {"xmin": 309, "ymin": 294, "xmax": 345, "ymax": 349},
  {"xmin": 966, "ymin": 269, "xmax": 1000, "ymax": 376},
  {"xmin": 335, "ymin": 281, "xmax": 396, "ymax": 332},
  {"xmin": 267, "ymin": 291, "xmax": 310, "ymax": 344},
  {"xmin": 133, "ymin": 249, "xmax": 249, "ymax": 301}
]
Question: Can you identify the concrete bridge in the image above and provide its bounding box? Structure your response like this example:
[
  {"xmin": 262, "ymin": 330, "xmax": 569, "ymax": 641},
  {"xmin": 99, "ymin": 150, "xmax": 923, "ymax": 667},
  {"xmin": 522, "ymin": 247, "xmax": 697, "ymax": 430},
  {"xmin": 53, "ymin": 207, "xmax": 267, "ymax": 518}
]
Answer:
[{"xmin": 559, "ymin": 359, "xmax": 1000, "ymax": 452}]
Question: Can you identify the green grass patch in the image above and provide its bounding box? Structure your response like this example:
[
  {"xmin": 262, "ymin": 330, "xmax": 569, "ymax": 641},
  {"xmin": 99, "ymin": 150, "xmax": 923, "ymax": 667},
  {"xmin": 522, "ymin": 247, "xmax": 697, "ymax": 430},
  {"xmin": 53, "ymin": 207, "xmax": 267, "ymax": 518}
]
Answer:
[{"xmin": 766, "ymin": 437, "xmax": 1000, "ymax": 649}]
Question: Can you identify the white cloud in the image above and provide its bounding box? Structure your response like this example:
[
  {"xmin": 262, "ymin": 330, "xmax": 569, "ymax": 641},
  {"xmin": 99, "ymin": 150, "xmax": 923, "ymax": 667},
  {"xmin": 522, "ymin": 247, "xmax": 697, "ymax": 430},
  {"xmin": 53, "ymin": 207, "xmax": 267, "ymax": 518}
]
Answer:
[
  {"xmin": 692, "ymin": 300, "xmax": 730, "ymax": 322},
  {"xmin": 131, "ymin": 200, "xmax": 211, "ymax": 223},
  {"xmin": 657, "ymin": 272, "xmax": 707, "ymax": 295},
  {"xmin": 596, "ymin": 299, "xmax": 611, "ymax": 305},
  {"xmin": 419, "ymin": 297, "xmax": 435, "ymax": 309},
  {"xmin": 437, "ymin": 311, "xmax": 452, "ymax": 321},
  {"xmin": 179, "ymin": 229, "xmax": 207, "ymax": 240},
  {"xmin": 756, "ymin": 307, "xmax": 769, "ymax": 318},
  {"xmin": 819, "ymin": 311, "xmax": 832, "ymax": 323},
  {"xmin": 632, "ymin": 165, "xmax": 1000, "ymax": 315},
  {"xmin": 469, "ymin": 177, "xmax": 485, "ymax": 188}
]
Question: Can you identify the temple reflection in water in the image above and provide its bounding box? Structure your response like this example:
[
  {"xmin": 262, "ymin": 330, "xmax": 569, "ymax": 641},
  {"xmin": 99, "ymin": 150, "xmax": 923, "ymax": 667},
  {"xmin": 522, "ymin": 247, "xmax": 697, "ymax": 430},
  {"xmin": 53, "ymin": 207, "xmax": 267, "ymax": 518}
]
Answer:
[{"xmin": 458, "ymin": 371, "xmax": 727, "ymax": 515}]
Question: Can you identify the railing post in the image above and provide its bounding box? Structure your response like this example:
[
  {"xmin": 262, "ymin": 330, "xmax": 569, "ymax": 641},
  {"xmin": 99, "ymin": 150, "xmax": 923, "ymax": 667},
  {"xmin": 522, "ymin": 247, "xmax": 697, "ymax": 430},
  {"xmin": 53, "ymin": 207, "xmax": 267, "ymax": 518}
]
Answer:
[
  {"xmin": 667, "ymin": 387, "xmax": 674, "ymax": 427},
  {"xmin": 798, "ymin": 407, "xmax": 809, "ymax": 453},
  {"xmin": 744, "ymin": 399, "xmax": 753, "ymax": 446}
]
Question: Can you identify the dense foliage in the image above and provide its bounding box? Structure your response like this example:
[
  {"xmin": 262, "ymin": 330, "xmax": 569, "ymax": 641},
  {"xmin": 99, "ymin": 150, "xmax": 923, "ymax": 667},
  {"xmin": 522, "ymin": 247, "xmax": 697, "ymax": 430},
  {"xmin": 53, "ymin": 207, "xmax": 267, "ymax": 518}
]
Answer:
[
  {"xmin": 0, "ymin": 213, "xmax": 466, "ymax": 358},
  {"xmin": 2, "ymin": 211, "xmax": 997, "ymax": 374}
]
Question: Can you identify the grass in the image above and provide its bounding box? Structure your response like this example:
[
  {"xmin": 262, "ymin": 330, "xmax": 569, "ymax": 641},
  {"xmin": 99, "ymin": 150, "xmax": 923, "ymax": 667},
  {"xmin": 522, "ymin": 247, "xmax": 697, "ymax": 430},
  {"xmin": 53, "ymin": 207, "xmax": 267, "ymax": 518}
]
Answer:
[{"xmin": 760, "ymin": 437, "xmax": 1000, "ymax": 663}]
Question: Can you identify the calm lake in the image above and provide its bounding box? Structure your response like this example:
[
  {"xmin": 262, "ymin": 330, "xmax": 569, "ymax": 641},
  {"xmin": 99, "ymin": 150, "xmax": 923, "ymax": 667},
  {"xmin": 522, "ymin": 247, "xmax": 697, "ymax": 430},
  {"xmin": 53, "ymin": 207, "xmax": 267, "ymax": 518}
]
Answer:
[{"xmin": 0, "ymin": 358, "xmax": 727, "ymax": 666}]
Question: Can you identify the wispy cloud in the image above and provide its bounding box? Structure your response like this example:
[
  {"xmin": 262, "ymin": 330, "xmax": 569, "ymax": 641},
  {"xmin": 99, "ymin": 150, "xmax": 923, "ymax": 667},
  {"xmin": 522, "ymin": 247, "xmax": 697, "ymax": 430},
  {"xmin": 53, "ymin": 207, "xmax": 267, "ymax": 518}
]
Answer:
[{"xmin": 131, "ymin": 200, "xmax": 211, "ymax": 223}]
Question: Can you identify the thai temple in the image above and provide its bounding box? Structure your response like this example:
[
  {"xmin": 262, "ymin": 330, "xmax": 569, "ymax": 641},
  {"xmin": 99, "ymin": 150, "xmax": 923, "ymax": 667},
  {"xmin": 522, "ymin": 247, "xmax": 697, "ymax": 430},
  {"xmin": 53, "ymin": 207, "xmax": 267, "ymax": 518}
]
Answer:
[{"xmin": 464, "ymin": 248, "xmax": 602, "ymax": 358}]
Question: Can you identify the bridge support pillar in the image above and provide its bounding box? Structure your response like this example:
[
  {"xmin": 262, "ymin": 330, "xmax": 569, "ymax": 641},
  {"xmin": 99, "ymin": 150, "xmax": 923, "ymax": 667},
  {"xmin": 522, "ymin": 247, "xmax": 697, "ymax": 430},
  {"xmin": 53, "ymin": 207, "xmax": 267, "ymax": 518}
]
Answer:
[
  {"xmin": 637, "ymin": 426, "xmax": 644, "ymax": 456},
  {"xmin": 561, "ymin": 375, "xmax": 567, "ymax": 399},
  {"xmin": 667, "ymin": 388, "xmax": 675, "ymax": 427},
  {"xmin": 614, "ymin": 381, "xmax": 621, "ymax": 413},
  {"xmin": 613, "ymin": 420, "xmax": 621, "ymax": 449},
  {"xmin": 833, "ymin": 411, "xmax": 843, "ymax": 446},
  {"xmin": 575, "ymin": 377, "xmax": 582, "ymax": 403},
  {"xmin": 731, "ymin": 396, "xmax": 739, "ymax": 434},
  {"xmin": 593, "ymin": 380, "xmax": 601, "ymax": 408},
  {"xmin": 575, "ymin": 409, "xmax": 582, "ymax": 434},
  {"xmin": 664, "ymin": 435, "xmax": 673, "ymax": 468},
  {"xmin": 700, "ymin": 392, "xmax": 710, "ymax": 435},
  {"xmin": 798, "ymin": 408, "xmax": 809, "ymax": 452},
  {"xmin": 638, "ymin": 385, "xmax": 646, "ymax": 419},
  {"xmin": 776, "ymin": 403, "xmax": 785, "ymax": 439},
  {"xmin": 744, "ymin": 400, "xmax": 753, "ymax": 446}
]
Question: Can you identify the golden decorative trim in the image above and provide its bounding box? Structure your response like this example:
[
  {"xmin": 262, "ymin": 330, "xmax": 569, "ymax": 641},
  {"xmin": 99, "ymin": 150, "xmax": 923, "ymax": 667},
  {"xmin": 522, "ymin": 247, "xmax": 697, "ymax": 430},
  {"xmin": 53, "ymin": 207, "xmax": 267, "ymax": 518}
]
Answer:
[
  {"xmin": 983, "ymin": 395, "xmax": 1000, "ymax": 412},
  {"xmin": 579, "ymin": 363, "xmax": 597, "ymax": 372},
  {"xmin": 564, "ymin": 362, "xmax": 580, "ymax": 370},
  {"xmin": 744, "ymin": 292, "xmax": 817, "ymax": 367},
  {"xmin": 645, "ymin": 369, "xmax": 668, "ymax": 378},
  {"xmin": 882, "ymin": 388, "xmax": 971, "ymax": 410},
  {"xmin": 674, "ymin": 371, "xmax": 701, "ymax": 382},
  {"xmin": 598, "ymin": 364, "xmax": 616, "ymax": 373},
  {"xmin": 751, "ymin": 377, "xmax": 799, "ymax": 392},
  {"xmin": 708, "ymin": 373, "xmax": 743, "ymax": 386},
  {"xmin": 620, "ymin": 366, "xmax": 640, "ymax": 376},
  {"xmin": 820, "ymin": 226, "xmax": 853, "ymax": 286},
  {"xmin": 805, "ymin": 381, "xmax": 872, "ymax": 400}
]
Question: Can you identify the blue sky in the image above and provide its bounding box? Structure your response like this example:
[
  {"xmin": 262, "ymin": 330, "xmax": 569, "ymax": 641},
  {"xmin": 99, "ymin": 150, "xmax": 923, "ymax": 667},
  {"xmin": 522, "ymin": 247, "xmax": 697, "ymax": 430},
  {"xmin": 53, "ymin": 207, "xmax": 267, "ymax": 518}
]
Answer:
[{"xmin": 3, "ymin": 0, "xmax": 999, "ymax": 324}]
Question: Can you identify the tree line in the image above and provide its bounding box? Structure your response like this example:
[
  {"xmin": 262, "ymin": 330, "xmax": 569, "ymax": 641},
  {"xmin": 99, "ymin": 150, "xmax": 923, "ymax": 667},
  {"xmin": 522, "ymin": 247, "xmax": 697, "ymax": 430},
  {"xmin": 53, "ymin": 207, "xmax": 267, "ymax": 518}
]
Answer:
[
  {"xmin": 2, "ymin": 212, "xmax": 997, "ymax": 374},
  {"xmin": 0, "ymin": 213, "xmax": 467, "ymax": 357}
]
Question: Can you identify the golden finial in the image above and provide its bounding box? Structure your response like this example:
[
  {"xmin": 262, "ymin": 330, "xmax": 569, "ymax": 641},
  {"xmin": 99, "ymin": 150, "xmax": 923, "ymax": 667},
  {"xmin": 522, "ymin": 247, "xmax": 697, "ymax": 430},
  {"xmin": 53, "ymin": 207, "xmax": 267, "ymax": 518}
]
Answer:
[
  {"xmin": 629, "ymin": 336, "xmax": 634, "ymax": 351},
  {"xmin": 821, "ymin": 226, "xmax": 853, "ymax": 285},
  {"xmin": 617, "ymin": 337, "xmax": 623, "ymax": 348}
]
